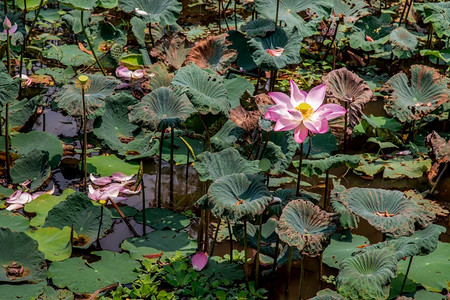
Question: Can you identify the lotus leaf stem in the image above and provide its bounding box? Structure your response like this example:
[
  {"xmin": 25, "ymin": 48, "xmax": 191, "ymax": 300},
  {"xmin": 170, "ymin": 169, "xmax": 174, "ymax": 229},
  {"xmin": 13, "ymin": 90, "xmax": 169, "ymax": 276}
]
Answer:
[
  {"xmin": 198, "ymin": 114, "xmax": 212, "ymax": 152},
  {"xmin": 234, "ymin": 0, "xmax": 237, "ymax": 29},
  {"xmin": 259, "ymin": 131, "xmax": 270, "ymax": 160},
  {"xmin": 255, "ymin": 214, "xmax": 263, "ymax": 288},
  {"xmin": 169, "ymin": 128, "xmax": 174, "ymax": 207},
  {"xmin": 218, "ymin": 0, "xmax": 221, "ymax": 34},
  {"xmin": 298, "ymin": 257, "xmax": 304, "ymax": 300},
  {"xmin": 254, "ymin": 69, "xmax": 261, "ymax": 94},
  {"xmin": 400, "ymin": 256, "xmax": 413, "ymax": 294},
  {"xmin": 157, "ymin": 129, "xmax": 164, "ymax": 208},
  {"xmin": 5, "ymin": 102, "xmax": 10, "ymax": 183},
  {"xmin": 272, "ymin": 235, "xmax": 280, "ymax": 274},
  {"xmin": 243, "ymin": 220, "xmax": 249, "ymax": 287},
  {"xmin": 81, "ymin": 86, "xmax": 88, "ymax": 189},
  {"xmin": 431, "ymin": 163, "xmax": 448, "ymax": 194},
  {"xmin": 322, "ymin": 19, "xmax": 340, "ymax": 61},
  {"xmin": 323, "ymin": 169, "xmax": 330, "ymax": 211},
  {"xmin": 227, "ymin": 220, "xmax": 233, "ymax": 263},
  {"xmin": 203, "ymin": 210, "xmax": 210, "ymax": 253},
  {"xmin": 140, "ymin": 163, "xmax": 146, "ymax": 235},
  {"xmin": 197, "ymin": 209, "xmax": 205, "ymax": 250},
  {"xmin": 18, "ymin": 0, "xmax": 27, "ymax": 92},
  {"xmin": 296, "ymin": 143, "xmax": 304, "ymax": 197},
  {"xmin": 109, "ymin": 199, "xmax": 139, "ymax": 237},
  {"xmin": 185, "ymin": 148, "xmax": 189, "ymax": 196},
  {"xmin": 285, "ymin": 246, "xmax": 293, "ymax": 294},
  {"xmin": 6, "ymin": 31, "xmax": 11, "ymax": 75},
  {"xmin": 343, "ymin": 101, "xmax": 348, "ymax": 153},
  {"xmin": 80, "ymin": 10, "xmax": 106, "ymax": 76},
  {"xmin": 319, "ymin": 253, "xmax": 323, "ymax": 288},
  {"xmin": 96, "ymin": 205, "xmax": 103, "ymax": 248},
  {"xmin": 210, "ymin": 218, "xmax": 222, "ymax": 256},
  {"xmin": 148, "ymin": 22, "xmax": 155, "ymax": 47},
  {"xmin": 275, "ymin": 0, "xmax": 280, "ymax": 26},
  {"xmin": 222, "ymin": 1, "xmax": 230, "ymax": 31}
]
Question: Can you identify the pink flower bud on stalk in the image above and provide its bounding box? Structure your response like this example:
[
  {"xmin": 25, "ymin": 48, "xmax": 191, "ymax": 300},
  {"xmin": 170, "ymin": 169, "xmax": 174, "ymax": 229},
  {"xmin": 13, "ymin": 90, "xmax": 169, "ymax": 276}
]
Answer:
[
  {"xmin": 3, "ymin": 16, "xmax": 11, "ymax": 30},
  {"xmin": 192, "ymin": 252, "xmax": 208, "ymax": 271}
]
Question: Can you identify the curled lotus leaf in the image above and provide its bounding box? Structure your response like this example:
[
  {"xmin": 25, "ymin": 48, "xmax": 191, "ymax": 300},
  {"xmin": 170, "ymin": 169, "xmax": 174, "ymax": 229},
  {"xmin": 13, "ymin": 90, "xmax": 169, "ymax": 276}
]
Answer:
[
  {"xmin": 330, "ymin": 181, "xmax": 359, "ymax": 229},
  {"xmin": 150, "ymin": 32, "xmax": 190, "ymax": 70},
  {"xmin": 426, "ymin": 131, "xmax": 450, "ymax": 183},
  {"xmin": 119, "ymin": 0, "xmax": 181, "ymax": 26},
  {"xmin": 382, "ymin": 65, "xmax": 449, "ymax": 123},
  {"xmin": 53, "ymin": 74, "xmax": 119, "ymax": 117},
  {"xmin": 234, "ymin": 218, "xmax": 279, "ymax": 256},
  {"xmin": 10, "ymin": 151, "xmax": 51, "ymax": 192},
  {"xmin": 247, "ymin": 27, "xmax": 302, "ymax": 71},
  {"xmin": 299, "ymin": 154, "xmax": 362, "ymax": 177},
  {"xmin": 210, "ymin": 120, "xmax": 245, "ymax": 151},
  {"xmin": 128, "ymin": 86, "xmax": 196, "ymax": 130},
  {"xmin": 171, "ymin": 63, "xmax": 231, "ymax": 116},
  {"xmin": 332, "ymin": 0, "xmax": 370, "ymax": 23},
  {"xmin": 331, "ymin": 186, "xmax": 432, "ymax": 237},
  {"xmin": 389, "ymin": 27, "xmax": 418, "ymax": 59},
  {"xmin": 0, "ymin": 62, "xmax": 19, "ymax": 107},
  {"xmin": 337, "ymin": 248, "xmax": 398, "ymax": 300},
  {"xmin": 240, "ymin": 19, "xmax": 276, "ymax": 38},
  {"xmin": 276, "ymin": 200, "xmax": 338, "ymax": 257},
  {"xmin": 260, "ymin": 131, "xmax": 297, "ymax": 175},
  {"xmin": 422, "ymin": 2, "xmax": 450, "ymax": 38},
  {"xmin": 184, "ymin": 34, "xmax": 237, "ymax": 75},
  {"xmin": 268, "ymin": 188, "xmax": 320, "ymax": 218},
  {"xmin": 207, "ymin": 174, "xmax": 272, "ymax": 221},
  {"xmin": 226, "ymin": 30, "xmax": 258, "ymax": 72},
  {"xmin": 403, "ymin": 190, "xmax": 448, "ymax": 220},
  {"xmin": 322, "ymin": 67, "xmax": 374, "ymax": 134},
  {"xmin": 194, "ymin": 148, "xmax": 259, "ymax": 182},
  {"xmin": 146, "ymin": 62, "xmax": 173, "ymax": 90}
]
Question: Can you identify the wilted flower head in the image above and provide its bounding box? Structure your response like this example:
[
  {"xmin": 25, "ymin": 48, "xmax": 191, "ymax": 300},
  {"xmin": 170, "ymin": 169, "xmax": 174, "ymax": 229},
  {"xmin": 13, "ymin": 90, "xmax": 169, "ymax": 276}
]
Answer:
[
  {"xmin": 88, "ymin": 172, "xmax": 140, "ymax": 202},
  {"xmin": 192, "ymin": 252, "xmax": 208, "ymax": 271},
  {"xmin": 135, "ymin": 8, "xmax": 149, "ymax": 16},
  {"xmin": 265, "ymin": 80, "xmax": 346, "ymax": 143},
  {"xmin": 266, "ymin": 47, "xmax": 284, "ymax": 57},
  {"xmin": 115, "ymin": 65, "xmax": 145, "ymax": 80}
]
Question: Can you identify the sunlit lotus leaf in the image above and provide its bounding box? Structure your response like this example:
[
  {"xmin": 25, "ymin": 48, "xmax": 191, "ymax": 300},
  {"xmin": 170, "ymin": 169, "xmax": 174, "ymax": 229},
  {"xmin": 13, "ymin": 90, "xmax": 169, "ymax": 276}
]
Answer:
[
  {"xmin": 226, "ymin": 30, "xmax": 258, "ymax": 72},
  {"xmin": 241, "ymin": 19, "xmax": 275, "ymax": 38},
  {"xmin": 426, "ymin": 131, "xmax": 450, "ymax": 183},
  {"xmin": 224, "ymin": 76, "xmax": 255, "ymax": 109},
  {"xmin": 255, "ymin": 0, "xmax": 331, "ymax": 37},
  {"xmin": 44, "ymin": 44, "xmax": 94, "ymax": 67},
  {"xmin": 353, "ymin": 114, "xmax": 403, "ymax": 145},
  {"xmin": 150, "ymin": 32, "xmax": 190, "ymax": 69},
  {"xmin": 129, "ymin": 86, "xmax": 196, "ymax": 130},
  {"xmin": 323, "ymin": 231, "xmax": 370, "ymax": 269},
  {"xmin": 53, "ymin": 74, "xmax": 119, "ymax": 117},
  {"xmin": 310, "ymin": 289, "xmax": 346, "ymax": 300},
  {"xmin": 234, "ymin": 218, "xmax": 278, "ymax": 256},
  {"xmin": 0, "ymin": 281, "xmax": 46, "ymax": 300},
  {"xmin": 48, "ymin": 251, "xmax": 139, "ymax": 293},
  {"xmin": 171, "ymin": 63, "xmax": 231, "ymax": 116},
  {"xmin": 194, "ymin": 148, "xmax": 259, "ymax": 182},
  {"xmin": 258, "ymin": 131, "xmax": 296, "ymax": 175},
  {"xmin": 26, "ymin": 227, "xmax": 72, "ymax": 261},
  {"xmin": 109, "ymin": 205, "xmax": 138, "ymax": 219},
  {"xmin": 10, "ymin": 151, "xmax": 51, "ymax": 192},
  {"xmin": 86, "ymin": 154, "xmax": 139, "ymax": 176},
  {"xmin": 11, "ymin": 131, "xmax": 63, "ymax": 169},
  {"xmin": 210, "ymin": 120, "xmax": 245, "ymax": 150},
  {"xmin": 161, "ymin": 132, "xmax": 203, "ymax": 163},
  {"xmin": 268, "ymin": 188, "xmax": 320, "ymax": 217},
  {"xmin": 119, "ymin": 54, "xmax": 144, "ymax": 70},
  {"xmin": 0, "ymin": 228, "xmax": 46, "ymax": 283},
  {"xmin": 420, "ymin": 48, "xmax": 450, "ymax": 65},
  {"xmin": 119, "ymin": 0, "xmax": 181, "ymax": 25},
  {"xmin": 58, "ymin": 0, "xmax": 116, "ymax": 10},
  {"xmin": 300, "ymin": 131, "xmax": 338, "ymax": 159},
  {"xmin": 184, "ymin": 34, "xmax": 236, "ymax": 75},
  {"xmin": 0, "ymin": 96, "xmax": 39, "ymax": 133},
  {"xmin": 398, "ymin": 242, "xmax": 449, "ymax": 292},
  {"xmin": 331, "ymin": 187, "xmax": 431, "ymax": 237},
  {"xmin": 36, "ymin": 286, "xmax": 73, "ymax": 300},
  {"xmin": 16, "ymin": 0, "xmax": 49, "ymax": 10},
  {"xmin": 332, "ymin": 0, "xmax": 370, "ymax": 23},
  {"xmin": 382, "ymin": 65, "xmax": 449, "ymax": 123},
  {"xmin": 62, "ymin": 10, "xmax": 90, "ymax": 34},
  {"xmin": 348, "ymin": 14, "xmax": 393, "ymax": 52},
  {"xmin": 337, "ymin": 248, "xmax": 398, "ymax": 300},
  {"xmin": 297, "ymin": 154, "xmax": 361, "ymax": 177},
  {"xmin": 146, "ymin": 62, "xmax": 174, "ymax": 90},
  {"xmin": 134, "ymin": 208, "xmax": 190, "ymax": 230},
  {"xmin": 276, "ymin": 200, "xmax": 338, "ymax": 257},
  {"xmin": 35, "ymin": 66, "xmax": 76, "ymax": 85},
  {"xmin": 389, "ymin": 27, "xmax": 418, "ymax": 59},
  {"xmin": 0, "ymin": 211, "xmax": 30, "ymax": 232},
  {"xmin": 423, "ymin": 2, "xmax": 450, "ymax": 38},
  {"xmin": 43, "ymin": 192, "xmax": 113, "ymax": 249},
  {"xmin": 130, "ymin": 16, "xmax": 146, "ymax": 47},
  {"xmin": 414, "ymin": 290, "xmax": 447, "ymax": 300},
  {"xmin": 322, "ymin": 67, "xmax": 374, "ymax": 134},
  {"xmin": 355, "ymin": 155, "xmax": 431, "ymax": 179},
  {"xmin": 208, "ymin": 174, "xmax": 272, "ymax": 221},
  {"xmin": 24, "ymin": 189, "xmax": 75, "ymax": 227},
  {"xmin": 121, "ymin": 230, "xmax": 196, "ymax": 260},
  {"xmin": 0, "ymin": 63, "xmax": 19, "ymax": 108},
  {"xmin": 247, "ymin": 26, "xmax": 302, "ymax": 71}
]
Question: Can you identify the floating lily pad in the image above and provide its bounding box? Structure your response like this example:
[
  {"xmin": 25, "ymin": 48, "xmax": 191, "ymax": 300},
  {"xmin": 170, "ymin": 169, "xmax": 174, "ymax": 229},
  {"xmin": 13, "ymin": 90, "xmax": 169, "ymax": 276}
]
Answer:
[
  {"xmin": 0, "ymin": 211, "xmax": 30, "ymax": 232},
  {"xmin": 109, "ymin": 205, "xmax": 138, "ymax": 219},
  {"xmin": 10, "ymin": 151, "xmax": 51, "ymax": 192},
  {"xmin": 134, "ymin": 208, "xmax": 190, "ymax": 230},
  {"xmin": 354, "ymin": 155, "xmax": 431, "ymax": 179},
  {"xmin": 26, "ymin": 226, "xmax": 72, "ymax": 261},
  {"xmin": 43, "ymin": 192, "xmax": 112, "ymax": 249},
  {"xmin": 86, "ymin": 154, "xmax": 139, "ymax": 177},
  {"xmin": 295, "ymin": 154, "xmax": 361, "ymax": 177},
  {"xmin": 48, "ymin": 251, "xmax": 140, "ymax": 293},
  {"xmin": 0, "ymin": 281, "xmax": 46, "ymax": 300},
  {"xmin": 121, "ymin": 230, "xmax": 196, "ymax": 260},
  {"xmin": 44, "ymin": 44, "xmax": 94, "ymax": 67},
  {"xmin": 323, "ymin": 232, "xmax": 370, "ymax": 269}
]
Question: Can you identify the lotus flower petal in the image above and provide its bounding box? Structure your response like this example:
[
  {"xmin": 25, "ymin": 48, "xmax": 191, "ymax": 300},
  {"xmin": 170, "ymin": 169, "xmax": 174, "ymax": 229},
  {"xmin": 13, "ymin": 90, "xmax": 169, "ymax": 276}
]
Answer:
[
  {"xmin": 7, "ymin": 190, "xmax": 33, "ymax": 205},
  {"xmin": 90, "ymin": 174, "xmax": 112, "ymax": 186},
  {"xmin": 192, "ymin": 252, "xmax": 208, "ymax": 271},
  {"xmin": 6, "ymin": 203, "xmax": 24, "ymax": 211},
  {"xmin": 115, "ymin": 65, "xmax": 133, "ymax": 79},
  {"xmin": 111, "ymin": 172, "xmax": 134, "ymax": 183}
]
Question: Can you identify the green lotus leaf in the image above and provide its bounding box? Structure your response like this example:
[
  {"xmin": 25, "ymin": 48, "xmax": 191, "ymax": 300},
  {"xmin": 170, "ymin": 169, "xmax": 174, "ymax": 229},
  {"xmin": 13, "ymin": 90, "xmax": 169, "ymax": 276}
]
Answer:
[
  {"xmin": 161, "ymin": 132, "xmax": 203, "ymax": 164},
  {"xmin": 43, "ymin": 44, "xmax": 94, "ymax": 67},
  {"xmin": 276, "ymin": 200, "xmax": 337, "ymax": 257},
  {"xmin": 389, "ymin": 27, "xmax": 418, "ymax": 59},
  {"xmin": 121, "ymin": 230, "xmax": 196, "ymax": 260},
  {"xmin": 16, "ymin": 0, "xmax": 49, "ymax": 10},
  {"xmin": 211, "ymin": 120, "xmax": 245, "ymax": 150},
  {"xmin": 398, "ymin": 242, "xmax": 449, "ymax": 292},
  {"xmin": 59, "ymin": 0, "xmax": 97, "ymax": 9},
  {"xmin": 224, "ymin": 76, "xmax": 255, "ymax": 109},
  {"xmin": 296, "ymin": 154, "xmax": 361, "ymax": 177},
  {"xmin": 119, "ymin": 0, "xmax": 181, "ymax": 26},
  {"xmin": 0, "ymin": 185, "xmax": 13, "ymax": 198},
  {"xmin": 331, "ymin": 187, "xmax": 431, "ymax": 237},
  {"xmin": 86, "ymin": 154, "xmax": 139, "ymax": 176},
  {"xmin": 310, "ymin": 288, "xmax": 345, "ymax": 300},
  {"xmin": 268, "ymin": 188, "xmax": 320, "ymax": 217},
  {"xmin": 26, "ymin": 226, "xmax": 72, "ymax": 261},
  {"xmin": 10, "ymin": 150, "xmax": 51, "ymax": 192},
  {"xmin": 130, "ymin": 16, "xmax": 146, "ymax": 47},
  {"xmin": 234, "ymin": 218, "xmax": 279, "ymax": 256},
  {"xmin": 146, "ymin": 63, "xmax": 174, "ymax": 90},
  {"xmin": 323, "ymin": 231, "xmax": 370, "ymax": 269},
  {"xmin": 337, "ymin": 248, "xmax": 398, "ymax": 300},
  {"xmin": 254, "ymin": 0, "xmax": 331, "ymax": 37},
  {"xmin": 62, "ymin": 10, "xmax": 91, "ymax": 34},
  {"xmin": 247, "ymin": 26, "xmax": 302, "ymax": 71},
  {"xmin": 0, "ymin": 96, "xmax": 40, "ymax": 133},
  {"xmin": 134, "ymin": 208, "xmax": 190, "ymax": 230},
  {"xmin": 421, "ymin": 48, "xmax": 450, "ymax": 64},
  {"xmin": 24, "ymin": 189, "xmax": 75, "ymax": 227},
  {"xmin": 258, "ymin": 131, "xmax": 297, "ymax": 175},
  {"xmin": 88, "ymin": 21, "xmax": 126, "ymax": 56},
  {"xmin": 388, "ymin": 273, "xmax": 417, "ymax": 299},
  {"xmin": 0, "ymin": 61, "xmax": 19, "ymax": 108},
  {"xmin": 241, "ymin": 19, "xmax": 276, "ymax": 38},
  {"xmin": 194, "ymin": 148, "xmax": 259, "ymax": 182},
  {"xmin": 200, "ymin": 258, "xmax": 244, "ymax": 283},
  {"xmin": 322, "ymin": 67, "xmax": 374, "ymax": 134},
  {"xmin": 38, "ymin": 286, "xmax": 73, "ymax": 300},
  {"xmin": 53, "ymin": 74, "xmax": 119, "ymax": 117},
  {"xmin": 332, "ymin": 0, "xmax": 370, "ymax": 23},
  {"xmin": 195, "ymin": 194, "xmax": 211, "ymax": 210},
  {"xmin": 226, "ymin": 30, "xmax": 258, "ymax": 72},
  {"xmin": 0, "ymin": 281, "xmax": 46, "ymax": 300},
  {"xmin": 184, "ymin": 34, "xmax": 237, "ymax": 75},
  {"xmin": 43, "ymin": 192, "xmax": 113, "ymax": 249},
  {"xmin": 0, "ymin": 211, "xmax": 30, "ymax": 232},
  {"xmin": 423, "ymin": 2, "xmax": 450, "ymax": 38},
  {"xmin": 358, "ymin": 238, "xmax": 418, "ymax": 261},
  {"xmin": 348, "ymin": 14, "xmax": 393, "ymax": 52},
  {"xmin": 414, "ymin": 289, "xmax": 447, "ymax": 300},
  {"xmin": 208, "ymin": 174, "xmax": 272, "ymax": 221},
  {"xmin": 353, "ymin": 114, "xmax": 403, "ymax": 145},
  {"xmin": 298, "ymin": 131, "xmax": 338, "ymax": 159},
  {"xmin": 354, "ymin": 155, "xmax": 431, "ymax": 179},
  {"xmin": 11, "ymin": 131, "xmax": 63, "ymax": 169},
  {"xmin": 403, "ymin": 190, "xmax": 449, "ymax": 222},
  {"xmin": 403, "ymin": 224, "xmax": 446, "ymax": 256},
  {"xmin": 259, "ymin": 243, "xmax": 303, "ymax": 266},
  {"xmin": 382, "ymin": 65, "xmax": 449, "ymax": 123},
  {"xmin": 109, "ymin": 205, "xmax": 138, "ymax": 218},
  {"xmin": 0, "ymin": 228, "xmax": 46, "ymax": 283},
  {"xmin": 48, "ymin": 251, "xmax": 139, "ymax": 293},
  {"xmin": 129, "ymin": 86, "xmax": 196, "ymax": 130},
  {"xmin": 171, "ymin": 63, "xmax": 230, "ymax": 116},
  {"xmin": 35, "ymin": 66, "xmax": 76, "ymax": 85}
]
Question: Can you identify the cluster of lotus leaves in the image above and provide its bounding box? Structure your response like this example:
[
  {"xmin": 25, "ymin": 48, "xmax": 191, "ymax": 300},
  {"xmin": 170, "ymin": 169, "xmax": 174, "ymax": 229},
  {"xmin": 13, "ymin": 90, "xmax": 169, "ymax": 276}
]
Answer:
[
  {"xmin": 268, "ymin": 188, "xmax": 320, "ymax": 218},
  {"xmin": 276, "ymin": 200, "xmax": 338, "ymax": 257},
  {"xmin": 331, "ymin": 186, "xmax": 433, "ymax": 237},
  {"xmin": 119, "ymin": 0, "xmax": 182, "ymax": 26}
]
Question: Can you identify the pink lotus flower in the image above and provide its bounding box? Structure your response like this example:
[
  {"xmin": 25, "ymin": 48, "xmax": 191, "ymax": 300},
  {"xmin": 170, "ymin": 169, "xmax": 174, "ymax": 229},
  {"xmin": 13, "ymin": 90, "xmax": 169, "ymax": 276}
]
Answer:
[
  {"xmin": 265, "ymin": 80, "xmax": 346, "ymax": 143},
  {"xmin": 266, "ymin": 47, "xmax": 284, "ymax": 57},
  {"xmin": 192, "ymin": 252, "xmax": 208, "ymax": 271},
  {"xmin": 115, "ymin": 65, "xmax": 144, "ymax": 80},
  {"xmin": 3, "ymin": 16, "xmax": 17, "ymax": 34},
  {"xmin": 6, "ymin": 185, "xmax": 55, "ymax": 211}
]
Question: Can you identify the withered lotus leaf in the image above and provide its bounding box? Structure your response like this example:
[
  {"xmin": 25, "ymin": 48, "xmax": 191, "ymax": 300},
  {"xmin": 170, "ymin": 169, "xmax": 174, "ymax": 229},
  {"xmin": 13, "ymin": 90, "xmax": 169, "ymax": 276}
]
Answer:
[
  {"xmin": 426, "ymin": 131, "xmax": 450, "ymax": 183},
  {"xmin": 150, "ymin": 32, "xmax": 191, "ymax": 70}
]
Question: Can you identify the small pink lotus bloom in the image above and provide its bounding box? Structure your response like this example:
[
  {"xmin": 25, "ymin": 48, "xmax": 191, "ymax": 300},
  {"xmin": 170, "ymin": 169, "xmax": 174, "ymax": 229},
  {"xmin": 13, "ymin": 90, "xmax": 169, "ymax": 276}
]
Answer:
[
  {"xmin": 3, "ymin": 17, "xmax": 17, "ymax": 34},
  {"xmin": 265, "ymin": 80, "xmax": 346, "ymax": 143},
  {"xmin": 90, "ymin": 173, "xmax": 112, "ymax": 186},
  {"xmin": 266, "ymin": 47, "xmax": 284, "ymax": 57},
  {"xmin": 192, "ymin": 252, "xmax": 208, "ymax": 271}
]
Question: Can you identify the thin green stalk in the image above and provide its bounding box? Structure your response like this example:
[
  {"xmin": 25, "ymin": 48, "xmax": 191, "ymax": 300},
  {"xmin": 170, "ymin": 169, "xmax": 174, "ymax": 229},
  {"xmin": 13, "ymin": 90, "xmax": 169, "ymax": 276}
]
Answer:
[
  {"xmin": 285, "ymin": 246, "xmax": 293, "ymax": 294},
  {"xmin": 81, "ymin": 86, "xmax": 88, "ymax": 189},
  {"xmin": 275, "ymin": 0, "xmax": 280, "ymax": 26},
  {"xmin": 298, "ymin": 258, "xmax": 305, "ymax": 300},
  {"xmin": 400, "ymin": 256, "xmax": 413, "ymax": 294},
  {"xmin": 157, "ymin": 129, "xmax": 164, "ymax": 208},
  {"xmin": 185, "ymin": 148, "xmax": 189, "ymax": 196},
  {"xmin": 243, "ymin": 220, "xmax": 249, "ymax": 287},
  {"xmin": 271, "ymin": 235, "xmax": 280, "ymax": 274},
  {"xmin": 227, "ymin": 220, "xmax": 233, "ymax": 263},
  {"xmin": 5, "ymin": 102, "xmax": 10, "ymax": 183},
  {"xmin": 197, "ymin": 209, "xmax": 205, "ymax": 251},
  {"xmin": 255, "ymin": 214, "xmax": 263, "ymax": 289},
  {"xmin": 296, "ymin": 143, "xmax": 304, "ymax": 197},
  {"xmin": 6, "ymin": 31, "xmax": 11, "ymax": 75},
  {"xmin": 80, "ymin": 10, "xmax": 106, "ymax": 76},
  {"xmin": 141, "ymin": 169, "xmax": 146, "ymax": 235},
  {"xmin": 169, "ymin": 128, "xmax": 174, "ymax": 207},
  {"xmin": 210, "ymin": 218, "xmax": 222, "ymax": 256},
  {"xmin": 96, "ymin": 205, "xmax": 104, "ymax": 248},
  {"xmin": 234, "ymin": 0, "xmax": 237, "ymax": 29}
]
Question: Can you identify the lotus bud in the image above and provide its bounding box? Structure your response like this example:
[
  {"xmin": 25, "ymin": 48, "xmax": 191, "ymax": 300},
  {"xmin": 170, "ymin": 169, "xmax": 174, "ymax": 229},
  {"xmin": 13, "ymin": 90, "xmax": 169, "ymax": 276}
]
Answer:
[
  {"xmin": 3, "ymin": 16, "xmax": 11, "ymax": 31},
  {"xmin": 192, "ymin": 252, "xmax": 208, "ymax": 271}
]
